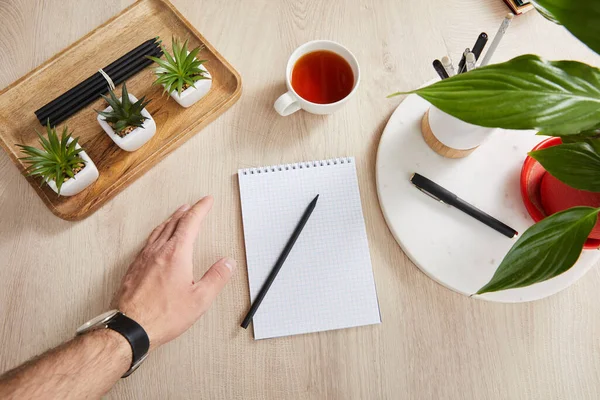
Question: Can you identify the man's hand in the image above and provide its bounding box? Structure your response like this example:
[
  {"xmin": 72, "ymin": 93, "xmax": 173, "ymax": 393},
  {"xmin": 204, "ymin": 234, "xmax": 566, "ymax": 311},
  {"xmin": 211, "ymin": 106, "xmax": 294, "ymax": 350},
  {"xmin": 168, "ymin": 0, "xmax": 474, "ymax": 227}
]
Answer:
[
  {"xmin": 114, "ymin": 196, "xmax": 236, "ymax": 350},
  {"xmin": 0, "ymin": 196, "xmax": 235, "ymax": 399}
]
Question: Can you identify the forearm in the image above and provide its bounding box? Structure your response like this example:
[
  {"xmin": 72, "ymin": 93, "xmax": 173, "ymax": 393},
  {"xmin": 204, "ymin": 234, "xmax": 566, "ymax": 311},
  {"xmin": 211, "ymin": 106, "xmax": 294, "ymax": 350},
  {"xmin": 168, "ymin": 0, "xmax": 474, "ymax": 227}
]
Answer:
[
  {"xmin": 0, "ymin": 329, "xmax": 130, "ymax": 400},
  {"xmin": 0, "ymin": 198, "xmax": 234, "ymax": 398}
]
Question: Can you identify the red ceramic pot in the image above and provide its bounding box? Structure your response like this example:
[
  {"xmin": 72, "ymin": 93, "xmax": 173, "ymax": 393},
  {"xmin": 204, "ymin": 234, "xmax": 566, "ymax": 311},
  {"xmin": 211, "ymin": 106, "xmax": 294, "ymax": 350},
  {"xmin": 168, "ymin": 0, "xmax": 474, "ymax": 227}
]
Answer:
[{"xmin": 520, "ymin": 137, "xmax": 600, "ymax": 249}]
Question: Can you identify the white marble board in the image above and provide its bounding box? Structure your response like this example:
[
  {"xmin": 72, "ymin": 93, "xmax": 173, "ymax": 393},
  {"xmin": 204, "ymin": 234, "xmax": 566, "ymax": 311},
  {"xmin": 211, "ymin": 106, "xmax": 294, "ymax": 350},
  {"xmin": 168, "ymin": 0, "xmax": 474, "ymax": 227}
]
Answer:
[{"xmin": 376, "ymin": 94, "xmax": 599, "ymax": 303}]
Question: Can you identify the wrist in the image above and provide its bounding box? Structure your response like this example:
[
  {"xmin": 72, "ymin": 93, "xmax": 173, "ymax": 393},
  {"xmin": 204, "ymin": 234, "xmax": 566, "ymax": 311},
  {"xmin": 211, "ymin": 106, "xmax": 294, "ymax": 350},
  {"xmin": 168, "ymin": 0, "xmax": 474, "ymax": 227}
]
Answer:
[
  {"xmin": 76, "ymin": 310, "xmax": 150, "ymax": 378},
  {"xmin": 117, "ymin": 305, "xmax": 156, "ymax": 351},
  {"xmin": 85, "ymin": 329, "xmax": 131, "ymax": 374}
]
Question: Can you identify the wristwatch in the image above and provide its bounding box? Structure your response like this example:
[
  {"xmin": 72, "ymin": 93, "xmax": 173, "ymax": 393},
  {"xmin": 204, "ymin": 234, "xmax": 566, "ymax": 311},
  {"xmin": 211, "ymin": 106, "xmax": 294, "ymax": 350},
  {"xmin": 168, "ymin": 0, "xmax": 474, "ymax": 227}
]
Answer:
[{"xmin": 76, "ymin": 309, "xmax": 150, "ymax": 378}]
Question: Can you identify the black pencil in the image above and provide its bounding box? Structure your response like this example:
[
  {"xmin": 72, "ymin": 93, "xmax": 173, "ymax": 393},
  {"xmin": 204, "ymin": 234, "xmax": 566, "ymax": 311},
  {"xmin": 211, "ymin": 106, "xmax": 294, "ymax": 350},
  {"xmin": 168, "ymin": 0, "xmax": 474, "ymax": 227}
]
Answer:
[
  {"xmin": 432, "ymin": 59, "xmax": 449, "ymax": 80},
  {"xmin": 37, "ymin": 41, "xmax": 160, "ymax": 122},
  {"xmin": 46, "ymin": 57, "xmax": 159, "ymax": 126},
  {"xmin": 471, "ymin": 32, "xmax": 489, "ymax": 61},
  {"xmin": 40, "ymin": 44, "xmax": 162, "ymax": 124},
  {"xmin": 241, "ymin": 194, "xmax": 320, "ymax": 329},
  {"xmin": 410, "ymin": 173, "xmax": 518, "ymax": 238},
  {"xmin": 35, "ymin": 38, "xmax": 158, "ymax": 120},
  {"xmin": 44, "ymin": 46, "xmax": 163, "ymax": 126}
]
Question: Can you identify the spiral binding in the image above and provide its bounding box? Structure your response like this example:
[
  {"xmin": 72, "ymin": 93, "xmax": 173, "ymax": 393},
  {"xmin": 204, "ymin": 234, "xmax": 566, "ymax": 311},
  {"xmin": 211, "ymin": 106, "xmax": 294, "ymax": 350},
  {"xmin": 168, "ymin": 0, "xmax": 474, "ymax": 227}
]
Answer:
[{"xmin": 240, "ymin": 157, "xmax": 354, "ymax": 175}]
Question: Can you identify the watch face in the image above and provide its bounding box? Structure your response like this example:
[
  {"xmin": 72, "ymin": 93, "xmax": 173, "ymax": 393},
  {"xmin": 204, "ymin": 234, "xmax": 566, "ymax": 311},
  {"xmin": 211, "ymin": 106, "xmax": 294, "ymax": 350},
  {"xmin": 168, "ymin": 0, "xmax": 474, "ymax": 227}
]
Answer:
[{"xmin": 76, "ymin": 309, "xmax": 119, "ymax": 335}]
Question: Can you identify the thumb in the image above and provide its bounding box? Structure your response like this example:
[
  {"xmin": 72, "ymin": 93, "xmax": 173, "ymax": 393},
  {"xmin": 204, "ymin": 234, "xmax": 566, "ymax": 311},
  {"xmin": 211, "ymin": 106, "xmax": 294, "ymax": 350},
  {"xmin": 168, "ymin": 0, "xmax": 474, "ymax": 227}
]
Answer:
[{"xmin": 194, "ymin": 257, "xmax": 236, "ymax": 310}]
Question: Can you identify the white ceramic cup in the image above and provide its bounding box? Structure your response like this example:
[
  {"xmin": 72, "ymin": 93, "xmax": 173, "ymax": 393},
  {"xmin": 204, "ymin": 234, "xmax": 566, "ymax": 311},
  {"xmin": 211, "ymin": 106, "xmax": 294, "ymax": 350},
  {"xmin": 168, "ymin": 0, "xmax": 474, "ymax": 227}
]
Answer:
[
  {"xmin": 428, "ymin": 105, "xmax": 497, "ymax": 150},
  {"xmin": 274, "ymin": 40, "xmax": 360, "ymax": 116}
]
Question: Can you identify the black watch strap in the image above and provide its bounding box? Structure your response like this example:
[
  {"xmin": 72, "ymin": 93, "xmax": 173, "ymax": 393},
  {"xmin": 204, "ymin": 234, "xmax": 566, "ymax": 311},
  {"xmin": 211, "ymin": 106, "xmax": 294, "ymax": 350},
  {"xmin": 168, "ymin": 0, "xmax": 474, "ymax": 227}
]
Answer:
[{"xmin": 106, "ymin": 312, "xmax": 150, "ymax": 378}]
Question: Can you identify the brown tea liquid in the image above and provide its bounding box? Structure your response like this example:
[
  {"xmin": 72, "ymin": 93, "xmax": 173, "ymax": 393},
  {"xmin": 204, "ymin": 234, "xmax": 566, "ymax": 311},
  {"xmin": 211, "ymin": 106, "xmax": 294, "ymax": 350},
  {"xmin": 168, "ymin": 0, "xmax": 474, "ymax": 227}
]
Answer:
[{"xmin": 291, "ymin": 50, "xmax": 354, "ymax": 104}]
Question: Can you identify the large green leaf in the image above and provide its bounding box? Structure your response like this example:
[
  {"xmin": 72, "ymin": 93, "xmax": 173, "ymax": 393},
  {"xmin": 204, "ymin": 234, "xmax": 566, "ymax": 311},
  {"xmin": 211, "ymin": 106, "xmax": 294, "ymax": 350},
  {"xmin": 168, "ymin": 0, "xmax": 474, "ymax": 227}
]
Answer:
[
  {"xmin": 477, "ymin": 207, "xmax": 600, "ymax": 294},
  {"xmin": 389, "ymin": 55, "xmax": 600, "ymax": 136},
  {"xmin": 531, "ymin": 0, "xmax": 600, "ymax": 55},
  {"xmin": 531, "ymin": 1, "xmax": 560, "ymax": 23},
  {"xmin": 555, "ymin": 128, "xmax": 600, "ymax": 143},
  {"xmin": 529, "ymin": 142, "xmax": 600, "ymax": 192}
]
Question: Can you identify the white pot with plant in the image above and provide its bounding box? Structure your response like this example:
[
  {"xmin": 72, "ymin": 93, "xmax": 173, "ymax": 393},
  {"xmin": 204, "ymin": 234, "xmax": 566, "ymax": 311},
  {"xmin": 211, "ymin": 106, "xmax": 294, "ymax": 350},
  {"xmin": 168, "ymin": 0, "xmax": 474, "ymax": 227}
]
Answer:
[
  {"xmin": 17, "ymin": 123, "xmax": 99, "ymax": 196},
  {"xmin": 96, "ymin": 82, "xmax": 156, "ymax": 152},
  {"xmin": 390, "ymin": 0, "xmax": 600, "ymax": 295},
  {"xmin": 148, "ymin": 37, "xmax": 212, "ymax": 108}
]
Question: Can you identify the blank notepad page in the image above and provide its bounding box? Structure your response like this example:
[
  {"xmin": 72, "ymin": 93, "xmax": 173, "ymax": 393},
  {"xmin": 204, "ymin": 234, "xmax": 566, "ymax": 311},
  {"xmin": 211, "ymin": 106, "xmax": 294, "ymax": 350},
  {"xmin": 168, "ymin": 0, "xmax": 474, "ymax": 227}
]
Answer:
[{"xmin": 238, "ymin": 157, "xmax": 381, "ymax": 339}]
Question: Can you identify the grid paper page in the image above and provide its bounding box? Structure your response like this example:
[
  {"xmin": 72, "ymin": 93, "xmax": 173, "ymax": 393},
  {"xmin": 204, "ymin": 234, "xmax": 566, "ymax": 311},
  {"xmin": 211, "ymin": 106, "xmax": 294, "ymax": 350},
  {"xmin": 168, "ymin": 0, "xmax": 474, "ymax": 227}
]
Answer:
[{"xmin": 238, "ymin": 157, "xmax": 381, "ymax": 340}]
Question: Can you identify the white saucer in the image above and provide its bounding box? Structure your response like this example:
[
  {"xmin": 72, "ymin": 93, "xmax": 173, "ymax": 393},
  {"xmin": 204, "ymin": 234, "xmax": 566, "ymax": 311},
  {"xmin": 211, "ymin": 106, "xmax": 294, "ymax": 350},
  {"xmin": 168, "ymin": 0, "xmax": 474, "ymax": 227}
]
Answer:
[{"xmin": 376, "ymin": 93, "xmax": 599, "ymax": 302}]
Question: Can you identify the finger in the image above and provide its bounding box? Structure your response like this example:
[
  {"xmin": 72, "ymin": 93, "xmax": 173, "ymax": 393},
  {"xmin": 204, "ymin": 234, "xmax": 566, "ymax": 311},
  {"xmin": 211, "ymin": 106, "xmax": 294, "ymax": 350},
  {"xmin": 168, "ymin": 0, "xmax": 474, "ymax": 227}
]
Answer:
[
  {"xmin": 171, "ymin": 195, "xmax": 214, "ymax": 246},
  {"xmin": 154, "ymin": 204, "xmax": 191, "ymax": 247},
  {"xmin": 147, "ymin": 204, "xmax": 190, "ymax": 245},
  {"xmin": 194, "ymin": 257, "xmax": 236, "ymax": 310}
]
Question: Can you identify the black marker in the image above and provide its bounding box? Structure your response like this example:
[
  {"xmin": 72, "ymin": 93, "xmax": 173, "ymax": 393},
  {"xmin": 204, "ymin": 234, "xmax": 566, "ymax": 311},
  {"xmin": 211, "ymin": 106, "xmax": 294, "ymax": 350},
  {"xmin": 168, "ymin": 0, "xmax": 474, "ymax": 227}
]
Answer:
[
  {"xmin": 410, "ymin": 173, "xmax": 518, "ymax": 238},
  {"xmin": 432, "ymin": 59, "xmax": 449, "ymax": 80},
  {"xmin": 472, "ymin": 32, "xmax": 489, "ymax": 61}
]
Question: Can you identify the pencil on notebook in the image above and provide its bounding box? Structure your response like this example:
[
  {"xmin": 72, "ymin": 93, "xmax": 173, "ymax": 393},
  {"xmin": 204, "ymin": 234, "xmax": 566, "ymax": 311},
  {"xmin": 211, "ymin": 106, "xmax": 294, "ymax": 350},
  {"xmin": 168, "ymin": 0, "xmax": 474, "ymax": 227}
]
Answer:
[{"xmin": 240, "ymin": 194, "xmax": 320, "ymax": 329}]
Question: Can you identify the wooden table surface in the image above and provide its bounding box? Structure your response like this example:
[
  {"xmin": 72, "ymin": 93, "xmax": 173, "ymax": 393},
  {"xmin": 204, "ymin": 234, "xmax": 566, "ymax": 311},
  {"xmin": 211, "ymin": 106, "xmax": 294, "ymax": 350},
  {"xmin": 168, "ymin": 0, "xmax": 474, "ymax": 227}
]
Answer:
[{"xmin": 1, "ymin": 1, "xmax": 600, "ymax": 399}]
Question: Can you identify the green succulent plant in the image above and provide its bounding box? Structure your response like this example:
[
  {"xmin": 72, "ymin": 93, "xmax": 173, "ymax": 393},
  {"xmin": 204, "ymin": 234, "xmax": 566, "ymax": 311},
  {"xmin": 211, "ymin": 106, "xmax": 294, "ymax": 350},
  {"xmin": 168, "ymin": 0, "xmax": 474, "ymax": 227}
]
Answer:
[
  {"xmin": 96, "ymin": 82, "xmax": 150, "ymax": 137},
  {"xmin": 147, "ymin": 37, "xmax": 209, "ymax": 96},
  {"xmin": 17, "ymin": 122, "xmax": 86, "ymax": 195}
]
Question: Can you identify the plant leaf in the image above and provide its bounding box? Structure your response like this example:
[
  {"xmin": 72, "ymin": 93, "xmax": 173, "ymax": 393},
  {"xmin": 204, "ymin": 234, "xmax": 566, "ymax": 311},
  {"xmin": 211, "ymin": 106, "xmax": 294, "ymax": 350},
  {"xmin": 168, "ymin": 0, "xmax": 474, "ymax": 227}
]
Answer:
[
  {"xmin": 150, "ymin": 57, "xmax": 178, "ymax": 74},
  {"xmin": 60, "ymin": 127, "xmax": 69, "ymax": 155},
  {"xmin": 178, "ymin": 39, "xmax": 189, "ymax": 72},
  {"xmin": 162, "ymin": 49, "xmax": 177, "ymax": 70},
  {"xmin": 37, "ymin": 126, "xmax": 52, "ymax": 154},
  {"xmin": 121, "ymin": 82, "xmax": 130, "ymax": 111},
  {"xmin": 531, "ymin": 0, "xmax": 600, "ymax": 55},
  {"xmin": 48, "ymin": 124, "xmax": 61, "ymax": 158},
  {"xmin": 531, "ymin": 1, "xmax": 560, "ymax": 23},
  {"xmin": 477, "ymin": 206, "xmax": 600, "ymax": 294},
  {"xmin": 552, "ymin": 127, "xmax": 600, "ymax": 143},
  {"xmin": 586, "ymin": 138, "xmax": 600, "ymax": 154},
  {"xmin": 183, "ymin": 46, "xmax": 201, "ymax": 71},
  {"xmin": 529, "ymin": 142, "xmax": 600, "ymax": 191},
  {"xmin": 389, "ymin": 55, "xmax": 600, "ymax": 136}
]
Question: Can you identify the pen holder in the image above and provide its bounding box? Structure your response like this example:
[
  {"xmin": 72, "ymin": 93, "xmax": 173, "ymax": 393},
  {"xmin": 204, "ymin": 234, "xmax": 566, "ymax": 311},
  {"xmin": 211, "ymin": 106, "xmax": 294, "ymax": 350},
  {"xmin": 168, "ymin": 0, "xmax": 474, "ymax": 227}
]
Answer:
[{"xmin": 421, "ymin": 106, "xmax": 496, "ymax": 158}]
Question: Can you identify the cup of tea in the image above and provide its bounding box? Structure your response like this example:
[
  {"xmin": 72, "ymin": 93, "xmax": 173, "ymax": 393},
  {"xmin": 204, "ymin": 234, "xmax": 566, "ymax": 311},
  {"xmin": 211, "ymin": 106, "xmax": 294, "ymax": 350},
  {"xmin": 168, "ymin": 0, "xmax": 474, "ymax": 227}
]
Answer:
[{"xmin": 274, "ymin": 40, "xmax": 360, "ymax": 116}]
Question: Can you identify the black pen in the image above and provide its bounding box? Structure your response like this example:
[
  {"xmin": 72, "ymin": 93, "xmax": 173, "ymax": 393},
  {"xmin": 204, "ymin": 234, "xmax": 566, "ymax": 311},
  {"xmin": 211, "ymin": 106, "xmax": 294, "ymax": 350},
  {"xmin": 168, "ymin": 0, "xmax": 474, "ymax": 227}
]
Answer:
[
  {"xmin": 432, "ymin": 59, "xmax": 449, "ymax": 80},
  {"xmin": 471, "ymin": 32, "xmax": 489, "ymax": 61},
  {"xmin": 410, "ymin": 173, "xmax": 518, "ymax": 238},
  {"xmin": 241, "ymin": 194, "xmax": 319, "ymax": 329}
]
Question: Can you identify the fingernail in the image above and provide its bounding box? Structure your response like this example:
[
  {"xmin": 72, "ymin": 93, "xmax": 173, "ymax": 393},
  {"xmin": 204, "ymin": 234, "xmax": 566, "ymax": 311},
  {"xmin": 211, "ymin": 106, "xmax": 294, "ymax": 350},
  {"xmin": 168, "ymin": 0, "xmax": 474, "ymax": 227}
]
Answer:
[
  {"xmin": 223, "ymin": 257, "xmax": 237, "ymax": 272},
  {"xmin": 178, "ymin": 204, "xmax": 190, "ymax": 212}
]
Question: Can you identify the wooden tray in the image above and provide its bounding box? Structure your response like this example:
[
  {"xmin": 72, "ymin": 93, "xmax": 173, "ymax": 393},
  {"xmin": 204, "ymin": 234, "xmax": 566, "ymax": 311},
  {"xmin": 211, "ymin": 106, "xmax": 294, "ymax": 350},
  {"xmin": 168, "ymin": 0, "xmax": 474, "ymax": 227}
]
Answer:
[{"xmin": 0, "ymin": 0, "xmax": 242, "ymax": 220}]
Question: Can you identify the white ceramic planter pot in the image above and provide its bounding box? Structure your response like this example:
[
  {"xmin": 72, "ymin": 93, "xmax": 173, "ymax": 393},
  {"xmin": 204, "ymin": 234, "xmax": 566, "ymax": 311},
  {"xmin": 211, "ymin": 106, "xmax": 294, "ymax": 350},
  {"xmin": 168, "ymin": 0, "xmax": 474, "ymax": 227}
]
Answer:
[
  {"xmin": 167, "ymin": 64, "xmax": 212, "ymax": 108},
  {"xmin": 97, "ymin": 93, "xmax": 157, "ymax": 152},
  {"xmin": 46, "ymin": 139, "xmax": 99, "ymax": 196},
  {"xmin": 427, "ymin": 105, "xmax": 496, "ymax": 150}
]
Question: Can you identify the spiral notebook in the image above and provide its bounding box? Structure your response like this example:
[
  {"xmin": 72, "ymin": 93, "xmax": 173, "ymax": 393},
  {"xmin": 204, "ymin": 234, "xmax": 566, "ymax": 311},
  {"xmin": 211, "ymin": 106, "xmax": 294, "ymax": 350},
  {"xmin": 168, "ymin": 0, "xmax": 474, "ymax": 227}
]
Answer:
[{"xmin": 238, "ymin": 157, "xmax": 381, "ymax": 340}]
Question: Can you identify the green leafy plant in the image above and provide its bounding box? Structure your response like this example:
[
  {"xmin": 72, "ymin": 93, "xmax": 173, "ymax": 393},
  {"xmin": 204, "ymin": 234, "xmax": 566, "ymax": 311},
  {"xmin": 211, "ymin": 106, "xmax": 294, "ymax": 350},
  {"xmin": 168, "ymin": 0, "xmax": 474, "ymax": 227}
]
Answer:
[
  {"xmin": 96, "ymin": 82, "xmax": 150, "ymax": 137},
  {"xmin": 17, "ymin": 122, "xmax": 86, "ymax": 195},
  {"xmin": 147, "ymin": 37, "xmax": 209, "ymax": 96},
  {"xmin": 390, "ymin": 0, "xmax": 600, "ymax": 294}
]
